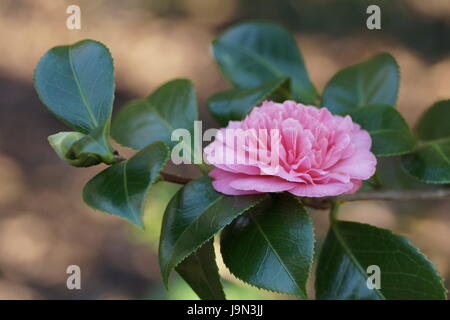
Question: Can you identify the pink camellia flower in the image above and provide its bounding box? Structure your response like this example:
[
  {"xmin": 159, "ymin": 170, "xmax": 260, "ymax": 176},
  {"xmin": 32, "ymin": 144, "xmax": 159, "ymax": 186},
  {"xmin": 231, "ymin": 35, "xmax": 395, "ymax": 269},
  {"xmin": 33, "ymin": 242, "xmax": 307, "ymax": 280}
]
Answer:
[{"xmin": 204, "ymin": 100, "xmax": 376, "ymax": 197}]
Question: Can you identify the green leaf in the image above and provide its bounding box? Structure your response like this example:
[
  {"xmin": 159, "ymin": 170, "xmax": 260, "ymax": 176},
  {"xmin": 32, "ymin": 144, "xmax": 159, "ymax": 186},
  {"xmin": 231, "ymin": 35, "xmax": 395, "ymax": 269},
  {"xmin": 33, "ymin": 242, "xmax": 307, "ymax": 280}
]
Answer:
[
  {"xmin": 111, "ymin": 79, "xmax": 197, "ymax": 150},
  {"xmin": 48, "ymin": 121, "xmax": 116, "ymax": 167},
  {"xmin": 212, "ymin": 22, "xmax": 317, "ymax": 104},
  {"xmin": 347, "ymin": 104, "xmax": 416, "ymax": 157},
  {"xmin": 69, "ymin": 121, "xmax": 116, "ymax": 164},
  {"xmin": 34, "ymin": 40, "xmax": 115, "ymax": 134},
  {"xmin": 416, "ymin": 100, "xmax": 450, "ymax": 141},
  {"xmin": 315, "ymin": 221, "xmax": 446, "ymax": 300},
  {"xmin": 220, "ymin": 193, "xmax": 314, "ymax": 298},
  {"xmin": 48, "ymin": 132, "xmax": 95, "ymax": 166},
  {"xmin": 401, "ymin": 100, "xmax": 450, "ymax": 183},
  {"xmin": 175, "ymin": 239, "xmax": 226, "ymax": 300},
  {"xmin": 207, "ymin": 78, "xmax": 289, "ymax": 126},
  {"xmin": 159, "ymin": 176, "xmax": 266, "ymax": 287},
  {"xmin": 322, "ymin": 53, "xmax": 399, "ymax": 114},
  {"xmin": 83, "ymin": 141, "xmax": 169, "ymax": 227},
  {"xmin": 401, "ymin": 142, "xmax": 450, "ymax": 183},
  {"xmin": 376, "ymin": 157, "xmax": 437, "ymax": 191}
]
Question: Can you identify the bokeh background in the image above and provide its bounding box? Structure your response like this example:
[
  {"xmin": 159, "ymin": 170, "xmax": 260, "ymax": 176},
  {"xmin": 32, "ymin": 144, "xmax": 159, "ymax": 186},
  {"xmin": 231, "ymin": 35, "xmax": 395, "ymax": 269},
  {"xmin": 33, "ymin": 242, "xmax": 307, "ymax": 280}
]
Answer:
[{"xmin": 0, "ymin": 0, "xmax": 450, "ymax": 299}]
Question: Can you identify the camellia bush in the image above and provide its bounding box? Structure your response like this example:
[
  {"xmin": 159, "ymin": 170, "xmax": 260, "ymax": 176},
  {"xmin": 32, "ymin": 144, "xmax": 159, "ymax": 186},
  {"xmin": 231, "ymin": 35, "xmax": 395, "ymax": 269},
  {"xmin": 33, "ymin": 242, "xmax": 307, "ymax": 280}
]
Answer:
[{"xmin": 33, "ymin": 22, "xmax": 449, "ymax": 300}]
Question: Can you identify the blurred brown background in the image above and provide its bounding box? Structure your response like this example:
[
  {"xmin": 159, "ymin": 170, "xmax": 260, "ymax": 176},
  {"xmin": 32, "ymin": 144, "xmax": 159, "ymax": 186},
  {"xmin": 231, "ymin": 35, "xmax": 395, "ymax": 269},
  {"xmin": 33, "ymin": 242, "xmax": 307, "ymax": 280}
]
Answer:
[{"xmin": 0, "ymin": 0, "xmax": 449, "ymax": 299}]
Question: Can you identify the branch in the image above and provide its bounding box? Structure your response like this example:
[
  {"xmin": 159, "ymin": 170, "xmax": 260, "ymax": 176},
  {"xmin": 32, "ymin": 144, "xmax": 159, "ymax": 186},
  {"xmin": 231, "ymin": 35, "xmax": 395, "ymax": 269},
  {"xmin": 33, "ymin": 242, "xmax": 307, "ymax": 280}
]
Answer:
[
  {"xmin": 159, "ymin": 171, "xmax": 450, "ymax": 208},
  {"xmin": 160, "ymin": 172, "xmax": 193, "ymax": 185},
  {"xmin": 338, "ymin": 189, "xmax": 450, "ymax": 201},
  {"xmin": 303, "ymin": 189, "xmax": 450, "ymax": 209},
  {"xmin": 114, "ymin": 152, "xmax": 193, "ymax": 185}
]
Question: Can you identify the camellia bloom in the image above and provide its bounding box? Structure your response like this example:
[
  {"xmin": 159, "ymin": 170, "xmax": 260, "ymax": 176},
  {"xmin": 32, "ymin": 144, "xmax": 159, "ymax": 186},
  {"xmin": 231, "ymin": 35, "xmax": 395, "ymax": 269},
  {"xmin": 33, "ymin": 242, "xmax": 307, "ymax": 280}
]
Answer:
[{"xmin": 204, "ymin": 100, "xmax": 376, "ymax": 197}]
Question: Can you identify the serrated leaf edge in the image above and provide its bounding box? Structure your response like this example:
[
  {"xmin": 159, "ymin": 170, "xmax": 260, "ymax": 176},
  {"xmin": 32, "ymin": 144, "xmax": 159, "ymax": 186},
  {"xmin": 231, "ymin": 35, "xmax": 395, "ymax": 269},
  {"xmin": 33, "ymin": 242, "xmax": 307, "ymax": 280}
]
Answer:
[
  {"xmin": 220, "ymin": 194, "xmax": 314, "ymax": 299},
  {"xmin": 33, "ymin": 39, "xmax": 116, "ymax": 134},
  {"xmin": 82, "ymin": 142, "xmax": 170, "ymax": 228},
  {"xmin": 321, "ymin": 52, "xmax": 400, "ymax": 111},
  {"xmin": 332, "ymin": 220, "xmax": 447, "ymax": 300},
  {"xmin": 207, "ymin": 78, "xmax": 289, "ymax": 126},
  {"xmin": 175, "ymin": 238, "xmax": 226, "ymax": 300},
  {"xmin": 161, "ymin": 191, "xmax": 271, "ymax": 288}
]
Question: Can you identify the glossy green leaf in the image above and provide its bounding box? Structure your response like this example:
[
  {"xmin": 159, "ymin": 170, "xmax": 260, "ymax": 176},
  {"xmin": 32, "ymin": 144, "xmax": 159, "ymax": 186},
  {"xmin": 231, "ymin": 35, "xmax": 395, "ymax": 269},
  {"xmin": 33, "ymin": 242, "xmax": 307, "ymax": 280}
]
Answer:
[
  {"xmin": 159, "ymin": 176, "xmax": 266, "ymax": 286},
  {"xmin": 347, "ymin": 104, "xmax": 416, "ymax": 156},
  {"xmin": 416, "ymin": 100, "xmax": 450, "ymax": 141},
  {"xmin": 175, "ymin": 239, "xmax": 226, "ymax": 300},
  {"xmin": 34, "ymin": 40, "xmax": 115, "ymax": 134},
  {"xmin": 83, "ymin": 142, "xmax": 169, "ymax": 227},
  {"xmin": 316, "ymin": 221, "xmax": 446, "ymax": 300},
  {"xmin": 69, "ymin": 121, "xmax": 116, "ymax": 164},
  {"xmin": 401, "ymin": 100, "xmax": 450, "ymax": 183},
  {"xmin": 48, "ymin": 121, "xmax": 116, "ymax": 167},
  {"xmin": 207, "ymin": 78, "xmax": 289, "ymax": 126},
  {"xmin": 322, "ymin": 53, "xmax": 399, "ymax": 114},
  {"xmin": 376, "ymin": 157, "xmax": 437, "ymax": 191},
  {"xmin": 48, "ymin": 132, "xmax": 91, "ymax": 166},
  {"xmin": 221, "ymin": 193, "xmax": 314, "ymax": 298},
  {"xmin": 401, "ymin": 143, "xmax": 450, "ymax": 183},
  {"xmin": 112, "ymin": 79, "xmax": 197, "ymax": 150},
  {"xmin": 212, "ymin": 22, "xmax": 317, "ymax": 104}
]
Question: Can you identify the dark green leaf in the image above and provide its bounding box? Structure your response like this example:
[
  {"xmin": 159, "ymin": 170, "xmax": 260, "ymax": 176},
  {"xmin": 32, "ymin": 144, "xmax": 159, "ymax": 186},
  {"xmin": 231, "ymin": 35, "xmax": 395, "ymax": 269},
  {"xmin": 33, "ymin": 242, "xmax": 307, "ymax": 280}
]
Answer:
[
  {"xmin": 401, "ymin": 100, "xmax": 450, "ymax": 183},
  {"xmin": 175, "ymin": 239, "xmax": 226, "ymax": 300},
  {"xmin": 34, "ymin": 40, "xmax": 115, "ymax": 133},
  {"xmin": 221, "ymin": 193, "xmax": 314, "ymax": 298},
  {"xmin": 207, "ymin": 78, "xmax": 289, "ymax": 126},
  {"xmin": 68, "ymin": 120, "xmax": 116, "ymax": 165},
  {"xmin": 83, "ymin": 141, "xmax": 169, "ymax": 227},
  {"xmin": 376, "ymin": 157, "xmax": 437, "ymax": 190},
  {"xmin": 347, "ymin": 104, "xmax": 416, "ymax": 156},
  {"xmin": 48, "ymin": 120, "xmax": 116, "ymax": 167},
  {"xmin": 316, "ymin": 221, "xmax": 446, "ymax": 300},
  {"xmin": 159, "ymin": 176, "xmax": 266, "ymax": 286},
  {"xmin": 212, "ymin": 22, "xmax": 317, "ymax": 104},
  {"xmin": 322, "ymin": 53, "xmax": 399, "ymax": 114},
  {"xmin": 111, "ymin": 79, "xmax": 197, "ymax": 150},
  {"xmin": 401, "ymin": 141, "xmax": 450, "ymax": 183},
  {"xmin": 48, "ymin": 131, "xmax": 99, "ymax": 167},
  {"xmin": 416, "ymin": 100, "xmax": 450, "ymax": 141}
]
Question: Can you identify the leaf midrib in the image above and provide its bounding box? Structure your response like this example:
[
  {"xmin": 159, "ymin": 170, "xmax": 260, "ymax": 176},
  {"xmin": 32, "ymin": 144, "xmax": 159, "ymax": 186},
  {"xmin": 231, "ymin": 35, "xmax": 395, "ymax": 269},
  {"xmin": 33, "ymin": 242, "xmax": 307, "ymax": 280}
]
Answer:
[
  {"xmin": 142, "ymin": 100, "xmax": 194, "ymax": 159},
  {"xmin": 218, "ymin": 41, "xmax": 284, "ymax": 81},
  {"xmin": 331, "ymin": 222, "xmax": 386, "ymax": 300},
  {"xmin": 192, "ymin": 246, "xmax": 225, "ymax": 299},
  {"xmin": 68, "ymin": 46, "xmax": 99, "ymax": 128},
  {"xmin": 79, "ymin": 129, "xmax": 111, "ymax": 155},
  {"xmin": 418, "ymin": 136, "xmax": 450, "ymax": 148},
  {"xmin": 165, "ymin": 194, "xmax": 224, "ymax": 274},
  {"xmin": 431, "ymin": 143, "xmax": 450, "ymax": 166},
  {"xmin": 211, "ymin": 78, "xmax": 286, "ymax": 122},
  {"xmin": 142, "ymin": 100, "xmax": 175, "ymax": 133},
  {"xmin": 121, "ymin": 161, "xmax": 140, "ymax": 224},
  {"xmin": 248, "ymin": 212, "xmax": 305, "ymax": 298}
]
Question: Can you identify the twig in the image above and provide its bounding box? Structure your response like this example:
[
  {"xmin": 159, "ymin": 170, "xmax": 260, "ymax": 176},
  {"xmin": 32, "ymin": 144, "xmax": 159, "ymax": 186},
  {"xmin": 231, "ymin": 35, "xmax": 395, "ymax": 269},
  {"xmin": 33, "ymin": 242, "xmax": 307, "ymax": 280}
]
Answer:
[
  {"xmin": 114, "ymin": 152, "xmax": 194, "ymax": 184},
  {"xmin": 303, "ymin": 189, "xmax": 450, "ymax": 209},
  {"xmin": 113, "ymin": 151, "xmax": 126, "ymax": 163},
  {"xmin": 160, "ymin": 172, "xmax": 193, "ymax": 185},
  {"xmin": 159, "ymin": 172, "xmax": 450, "ymax": 208},
  {"xmin": 337, "ymin": 189, "xmax": 450, "ymax": 201}
]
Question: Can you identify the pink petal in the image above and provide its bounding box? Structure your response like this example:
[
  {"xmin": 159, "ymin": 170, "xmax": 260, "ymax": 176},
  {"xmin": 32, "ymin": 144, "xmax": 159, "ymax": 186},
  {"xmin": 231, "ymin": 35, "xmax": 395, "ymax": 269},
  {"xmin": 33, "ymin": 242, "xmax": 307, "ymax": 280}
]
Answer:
[
  {"xmin": 209, "ymin": 169, "xmax": 260, "ymax": 195},
  {"xmin": 229, "ymin": 175, "xmax": 297, "ymax": 193},
  {"xmin": 331, "ymin": 149, "xmax": 376, "ymax": 180},
  {"xmin": 289, "ymin": 181, "xmax": 355, "ymax": 197}
]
